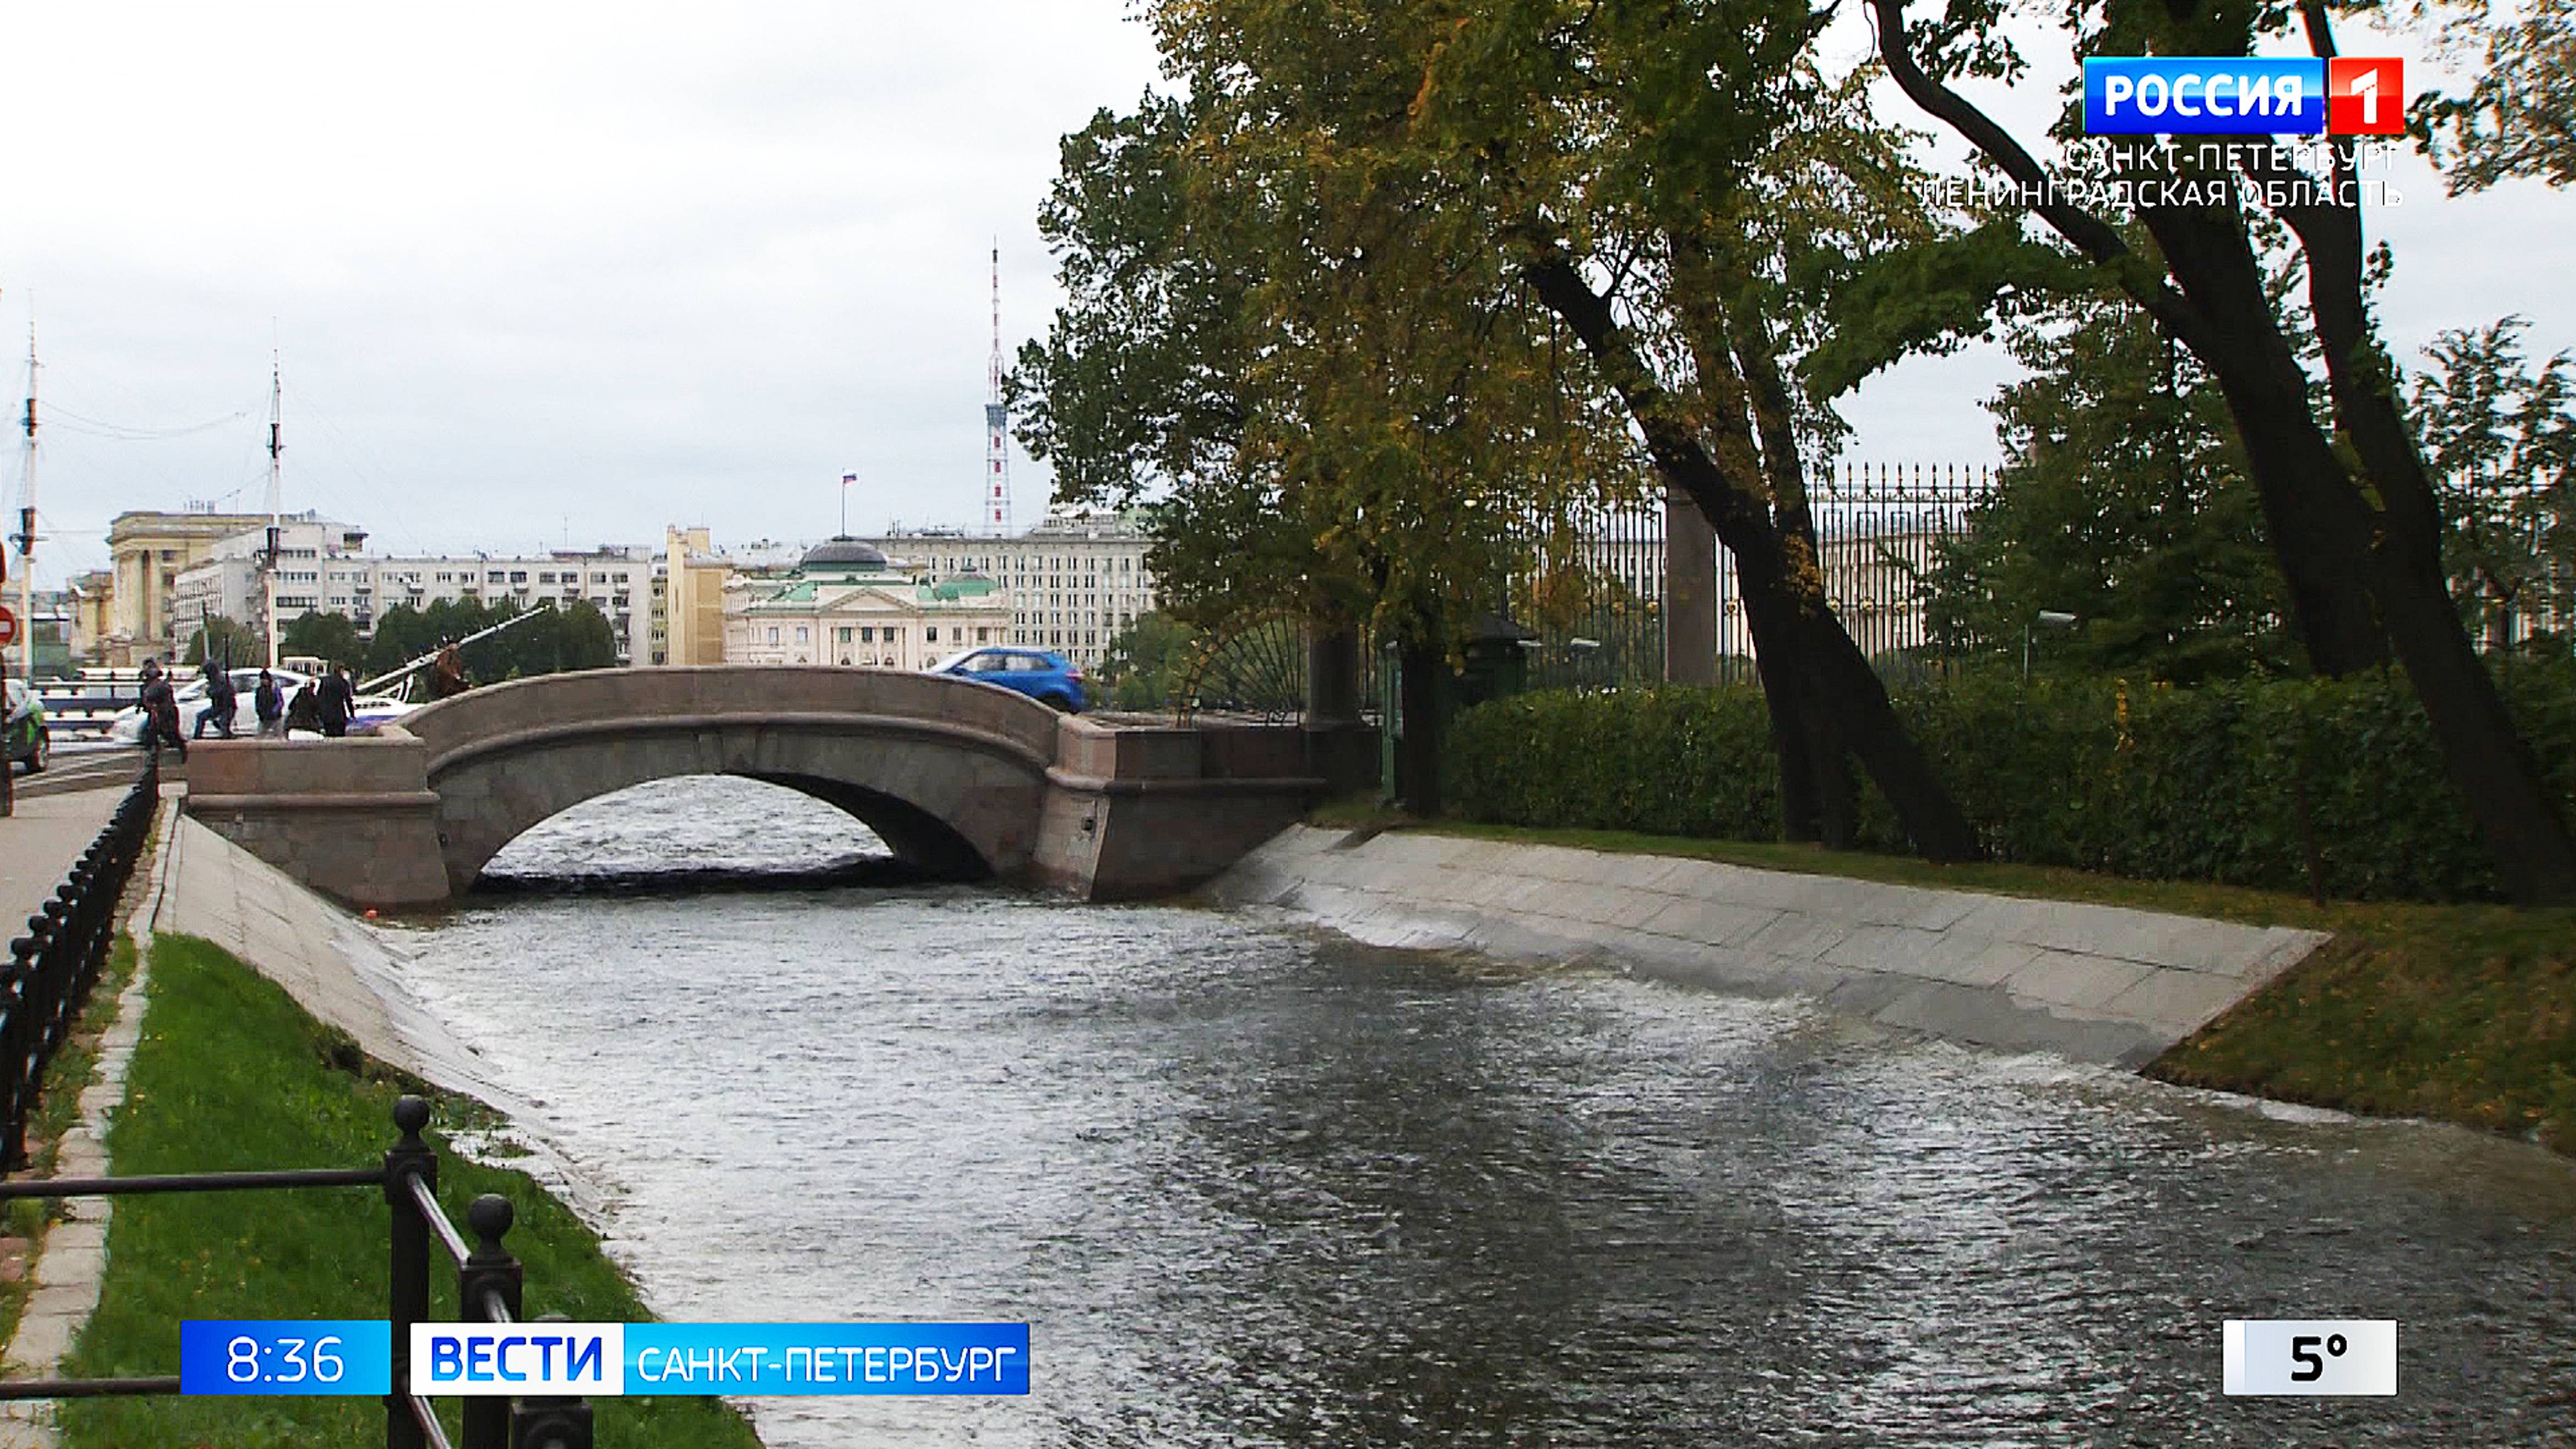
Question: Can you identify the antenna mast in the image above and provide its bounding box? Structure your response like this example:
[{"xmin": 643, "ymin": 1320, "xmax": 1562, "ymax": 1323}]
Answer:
[
  {"xmin": 264, "ymin": 349, "xmax": 283, "ymax": 668},
  {"xmin": 984, "ymin": 243, "xmax": 1010, "ymax": 537},
  {"xmin": 17, "ymin": 319, "xmax": 35, "ymax": 680}
]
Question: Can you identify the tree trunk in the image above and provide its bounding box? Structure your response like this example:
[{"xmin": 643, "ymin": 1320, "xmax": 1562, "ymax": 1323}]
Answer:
[
  {"xmin": 1522, "ymin": 247, "xmax": 1983, "ymax": 861},
  {"xmin": 1742, "ymin": 585, "xmax": 1826, "ymax": 842},
  {"xmin": 2132, "ymin": 203, "xmax": 2391, "ymax": 674}
]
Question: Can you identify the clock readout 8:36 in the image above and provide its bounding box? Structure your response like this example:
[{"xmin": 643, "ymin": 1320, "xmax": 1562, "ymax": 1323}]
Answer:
[{"xmin": 179, "ymin": 1320, "xmax": 393, "ymax": 1395}]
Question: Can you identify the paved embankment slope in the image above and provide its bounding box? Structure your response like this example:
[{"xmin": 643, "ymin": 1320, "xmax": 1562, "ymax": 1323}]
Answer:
[
  {"xmin": 1208, "ymin": 826, "xmax": 2328, "ymax": 1067},
  {"xmin": 151, "ymin": 816, "xmax": 489, "ymax": 1094}
]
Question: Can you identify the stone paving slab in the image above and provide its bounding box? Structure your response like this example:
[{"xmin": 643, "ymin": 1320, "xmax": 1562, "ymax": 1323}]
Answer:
[
  {"xmin": 1208, "ymin": 825, "xmax": 2331, "ymax": 1068},
  {"xmin": 0, "ymin": 790, "xmax": 123, "ymax": 944}
]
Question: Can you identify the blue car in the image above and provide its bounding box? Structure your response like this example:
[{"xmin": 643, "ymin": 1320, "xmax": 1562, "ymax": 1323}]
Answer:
[{"xmin": 926, "ymin": 647, "xmax": 1088, "ymax": 712}]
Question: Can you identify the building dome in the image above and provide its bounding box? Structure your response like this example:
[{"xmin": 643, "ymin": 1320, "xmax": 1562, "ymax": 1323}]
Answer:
[{"xmin": 799, "ymin": 536, "xmax": 888, "ymax": 571}]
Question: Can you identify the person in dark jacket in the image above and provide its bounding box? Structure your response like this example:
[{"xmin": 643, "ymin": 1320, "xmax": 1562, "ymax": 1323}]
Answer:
[
  {"xmin": 139, "ymin": 670, "xmax": 185, "ymax": 762},
  {"xmin": 194, "ymin": 659, "xmax": 238, "ymax": 739},
  {"xmin": 283, "ymin": 681, "xmax": 321, "ymax": 735},
  {"xmin": 254, "ymin": 669, "xmax": 284, "ymax": 737},
  {"xmin": 317, "ymin": 664, "xmax": 356, "ymax": 739}
]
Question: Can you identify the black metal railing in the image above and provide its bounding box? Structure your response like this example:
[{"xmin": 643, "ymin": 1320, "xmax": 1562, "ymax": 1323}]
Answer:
[
  {"xmin": 1, "ymin": 753, "xmax": 160, "ymax": 1169},
  {"xmin": 0, "ymin": 1095, "xmax": 594, "ymax": 1449}
]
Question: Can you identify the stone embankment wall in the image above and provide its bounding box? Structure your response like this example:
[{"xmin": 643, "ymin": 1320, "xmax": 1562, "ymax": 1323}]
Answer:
[{"xmin": 1207, "ymin": 827, "xmax": 2328, "ymax": 1067}]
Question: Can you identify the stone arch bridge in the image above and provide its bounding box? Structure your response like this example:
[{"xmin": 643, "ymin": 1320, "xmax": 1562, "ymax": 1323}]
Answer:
[{"xmin": 185, "ymin": 668, "xmax": 1359, "ymax": 909}]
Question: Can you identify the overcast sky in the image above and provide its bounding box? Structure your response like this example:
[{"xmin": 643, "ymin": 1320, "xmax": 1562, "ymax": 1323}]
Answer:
[{"xmin": 3, "ymin": 3, "xmax": 2567, "ymax": 586}]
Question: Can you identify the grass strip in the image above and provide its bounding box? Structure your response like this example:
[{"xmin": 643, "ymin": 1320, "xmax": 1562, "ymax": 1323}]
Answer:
[
  {"xmin": 59, "ymin": 932, "xmax": 763, "ymax": 1449},
  {"xmin": 1311, "ymin": 804, "xmax": 2576, "ymax": 1155}
]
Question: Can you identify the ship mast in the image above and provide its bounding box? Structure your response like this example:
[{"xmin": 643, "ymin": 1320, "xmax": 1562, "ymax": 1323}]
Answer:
[
  {"xmin": 264, "ymin": 349, "xmax": 283, "ymax": 669},
  {"xmin": 17, "ymin": 320, "xmax": 36, "ymax": 680}
]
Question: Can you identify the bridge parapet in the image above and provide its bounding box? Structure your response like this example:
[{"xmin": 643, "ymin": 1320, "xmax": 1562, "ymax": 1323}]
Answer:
[
  {"xmin": 187, "ymin": 728, "xmax": 452, "ymax": 906},
  {"xmin": 402, "ymin": 666, "xmax": 1062, "ymax": 773},
  {"xmin": 186, "ymin": 668, "xmax": 1342, "ymax": 909}
]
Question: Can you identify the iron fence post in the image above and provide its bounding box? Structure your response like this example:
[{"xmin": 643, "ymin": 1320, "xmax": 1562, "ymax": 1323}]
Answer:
[
  {"xmin": 510, "ymin": 1314, "xmax": 595, "ymax": 1449},
  {"xmin": 39, "ymin": 898, "xmax": 72, "ymax": 1051},
  {"xmin": 19, "ymin": 914, "xmax": 57, "ymax": 1071},
  {"xmin": 459, "ymin": 1194, "xmax": 524, "ymax": 1449},
  {"xmin": 384, "ymin": 1096, "xmax": 436, "ymax": 1449}
]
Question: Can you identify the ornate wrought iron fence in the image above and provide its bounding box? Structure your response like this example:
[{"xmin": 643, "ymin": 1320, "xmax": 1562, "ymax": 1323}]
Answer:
[
  {"xmin": 0, "ymin": 1096, "xmax": 590, "ymax": 1449},
  {"xmin": 1717, "ymin": 463, "xmax": 1997, "ymax": 670},
  {"xmin": 1505, "ymin": 464, "xmax": 1999, "ymax": 690}
]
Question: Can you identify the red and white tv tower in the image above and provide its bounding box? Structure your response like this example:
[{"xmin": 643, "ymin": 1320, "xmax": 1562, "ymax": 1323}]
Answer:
[{"xmin": 983, "ymin": 244, "xmax": 1011, "ymax": 536}]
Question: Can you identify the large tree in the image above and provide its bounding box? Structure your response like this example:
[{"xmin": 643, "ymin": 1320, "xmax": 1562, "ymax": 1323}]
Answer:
[
  {"xmin": 1918, "ymin": 295, "xmax": 2299, "ymax": 681},
  {"xmin": 1331, "ymin": 0, "xmax": 1986, "ymax": 857},
  {"xmin": 1015, "ymin": 79, "xmax": 1641, "ymax": 813},
  {"xmin": 2411, "ymin": 316, "xmax": 2576, "ymax": 647},
  {"xmin": 1864, "ymin": 0, "xmax": 2576, "ymax": 901},
  {"xmin": 1021, "ymin": 0, "xmax": 1989, "ymax": 854}
]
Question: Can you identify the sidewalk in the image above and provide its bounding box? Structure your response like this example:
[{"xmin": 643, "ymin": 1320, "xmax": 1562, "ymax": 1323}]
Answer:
[{"xmin": 0, "ymin": 791, "xmax": 125, "ymax": 945}]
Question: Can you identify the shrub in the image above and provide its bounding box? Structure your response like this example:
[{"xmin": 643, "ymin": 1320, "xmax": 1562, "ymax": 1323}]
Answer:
[{"xmin": 1446, "ymin": 659, "xmax": 2576, "ymax": 903}]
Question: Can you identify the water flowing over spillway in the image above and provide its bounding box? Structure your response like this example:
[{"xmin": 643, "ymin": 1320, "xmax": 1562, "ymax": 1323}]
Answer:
[{"xmin": 387, "ymin": 777, "xmax": 2576, "ymax": 1446}]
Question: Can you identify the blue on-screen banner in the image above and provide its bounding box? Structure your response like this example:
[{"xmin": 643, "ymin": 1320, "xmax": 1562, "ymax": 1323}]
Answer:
[
  {"xmin": 2084, "ymin": 57, "xmax": 2326, "ymax": 134},
  {"xmin": 409, "ymin": 1321, "xmax": 1031, "ymax": 1396},
  {"xmin": 181, "ymin": 1320, "xmax": 393, "ymax": 1395}
]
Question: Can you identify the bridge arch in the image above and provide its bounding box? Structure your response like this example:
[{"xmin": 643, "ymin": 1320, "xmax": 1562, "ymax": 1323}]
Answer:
[{"xmin": 399, "ymin": 667, "xmax": 1062, "ymax": 894}]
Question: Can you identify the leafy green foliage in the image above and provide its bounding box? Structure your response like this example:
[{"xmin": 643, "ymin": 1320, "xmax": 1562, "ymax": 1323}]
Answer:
[
  {"xmin": 1096, "ymin": 610, "xmax": 1197, "ymax": 710},
  {"xmin": 2410, "ymin": 0, "xmax": 2576, "ymax": 193},
  {"xmin": 280, "ymin": 610, "xmax": 363, "ymax": 670},
  {"xmin": 1451, "ymin": 659, "xmax": 2576, "ymax": 902},
  {"xmin": 1916, "ymin": 296, "xmax": 2299, "ymax": 681},
  {"xmin": 1011, "ymin": 96, "xmax": 1251, "ymax": 506},
  {"xmin": 182, "ymin": 615, "xmax": 265, "ymax": 669},
  {"xmin": 2410, "ymin": 315, "xmax": 2576, "ymax": 643},
  {"xmin": 275, "ymin": 600, "xmax": 622, "ymax": 688},
  {"xmin": 1800, "ymin": 217, "xmax": 2085, "ymax": 398}
]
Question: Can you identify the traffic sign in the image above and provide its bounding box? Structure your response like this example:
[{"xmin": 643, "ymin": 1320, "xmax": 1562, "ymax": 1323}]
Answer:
[{"xmin": 0, "ymin": 605, "xmax": 19, "ymax": 648}]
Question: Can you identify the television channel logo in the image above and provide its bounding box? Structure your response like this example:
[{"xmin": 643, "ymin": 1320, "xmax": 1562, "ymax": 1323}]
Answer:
[{"xmin": 2084, "ymin": 57, "xmax": 2404, "ymax": 135}]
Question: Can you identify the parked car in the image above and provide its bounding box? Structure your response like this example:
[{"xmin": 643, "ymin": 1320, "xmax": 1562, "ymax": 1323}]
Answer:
[
  {"xmin": 6, "ymin": 679, "xmax": 48, "ymax": 774},
  {"xmin": 925, "ymin": 647, "xmax": 1087, "ymax": 712},
  {"xmin": 348, "ymin": 694, "xmax": 419, "ymax": 732},
  {"xmin": 107, "ymin": 668, "xmax": 315, "ymax": 743}
]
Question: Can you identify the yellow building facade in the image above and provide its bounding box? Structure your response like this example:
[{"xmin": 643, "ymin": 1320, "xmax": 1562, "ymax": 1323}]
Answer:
[
  {"xmin": 659, "ymin": 526, "xmax": 732, "ymax": 665},
  {"xmin": 105, "ymin": 510, "xmax": 274, "ymax": 665}
]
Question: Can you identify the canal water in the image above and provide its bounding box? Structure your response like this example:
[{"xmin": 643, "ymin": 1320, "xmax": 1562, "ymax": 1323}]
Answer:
[{"xmin": 383, "ymin": 777, "xmax": 2576, "ymax": 1446}]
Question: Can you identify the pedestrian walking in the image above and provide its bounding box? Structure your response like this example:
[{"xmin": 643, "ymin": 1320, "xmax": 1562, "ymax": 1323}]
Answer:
[
  {"xmin": 194, "ymin": 659, "xmax": 238, "ymax": 739},
  {"xmin": 254, "ymin": 669, "xmax": 283, "ymax": 737},
  {"xmin": 318, "ymin": 663, "xmax": 355, "ymax": 739},
  {"xmin": 139, "ymin": 668, "xmax": 185, "ymax": 763}
]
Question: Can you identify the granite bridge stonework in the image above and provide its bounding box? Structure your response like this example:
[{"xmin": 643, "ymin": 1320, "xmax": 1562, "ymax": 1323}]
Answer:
[{"xmin": 183, "ymin": 668, "xmax": 1355, "ymax": 909}]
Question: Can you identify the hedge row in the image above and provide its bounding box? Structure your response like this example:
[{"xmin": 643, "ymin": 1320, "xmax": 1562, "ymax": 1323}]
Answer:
[{"xmin": 1446, "ymin": 660, "xmax": 2576, "ymax": 903}]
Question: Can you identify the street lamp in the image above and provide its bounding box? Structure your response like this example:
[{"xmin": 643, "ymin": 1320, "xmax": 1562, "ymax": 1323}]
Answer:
[{"xmin": 2024, "ymin": 609, "xmax": 2079, "ymax": 684}]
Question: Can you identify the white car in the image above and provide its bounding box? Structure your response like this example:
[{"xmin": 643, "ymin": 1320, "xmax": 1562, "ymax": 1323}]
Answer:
[{"xmin": 108, "ymin": 668, "xmax": 314, "ymax": 743}]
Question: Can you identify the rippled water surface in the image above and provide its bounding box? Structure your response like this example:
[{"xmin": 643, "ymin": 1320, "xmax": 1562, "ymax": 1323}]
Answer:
[{"xmin": 392, "ymin": 777, "xmax": 2576, "ymax": 1446}]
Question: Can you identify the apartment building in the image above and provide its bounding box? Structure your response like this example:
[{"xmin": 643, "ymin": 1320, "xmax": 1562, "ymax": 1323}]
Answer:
[{"xmin": 855, "ymin": 506, "xmax": 1158, "ymax": 669}]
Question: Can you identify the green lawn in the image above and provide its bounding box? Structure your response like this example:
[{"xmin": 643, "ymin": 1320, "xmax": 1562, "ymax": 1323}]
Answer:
[
  {"xmin": 59, "ymin": 933, "xmax": 763, "ymax": 1448},
  {"xmin": 1313, "ymin": 805, "xmax": 2576, "ymax": 1155}
]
